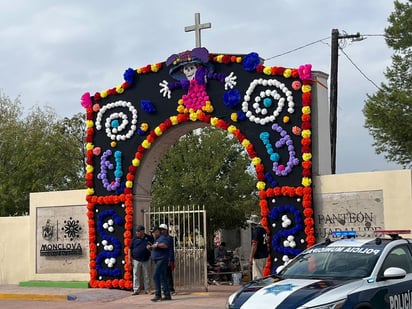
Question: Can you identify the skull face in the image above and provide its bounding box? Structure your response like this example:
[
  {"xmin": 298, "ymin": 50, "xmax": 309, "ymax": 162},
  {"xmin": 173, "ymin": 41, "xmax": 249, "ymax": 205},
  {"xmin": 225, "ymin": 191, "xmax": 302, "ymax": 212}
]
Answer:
[{"xmin": 182, "ymin": 64, "xmax": 197, "ymax": 80}]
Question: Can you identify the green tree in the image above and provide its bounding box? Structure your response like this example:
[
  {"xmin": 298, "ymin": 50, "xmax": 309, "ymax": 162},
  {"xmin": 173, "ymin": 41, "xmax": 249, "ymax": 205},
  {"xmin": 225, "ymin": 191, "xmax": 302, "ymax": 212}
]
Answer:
[
  {"xmin": 0, "ymin": 93, "xmax": 85, "ymax": 216},
  {"xmin": 150, "ymin": 126, "xmax": 258, "ymax": 244},
  {"xmin": 363, "ymin": 0, "xmax": 412, "ymax": 167}
]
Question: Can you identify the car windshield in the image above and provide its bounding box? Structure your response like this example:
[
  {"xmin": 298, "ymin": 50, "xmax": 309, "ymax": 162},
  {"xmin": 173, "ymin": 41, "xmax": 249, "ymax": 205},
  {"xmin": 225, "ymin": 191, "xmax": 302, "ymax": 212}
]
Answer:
[{"xmin": 279, "ymin": 245, "xmax": 381, "ymax": 280}]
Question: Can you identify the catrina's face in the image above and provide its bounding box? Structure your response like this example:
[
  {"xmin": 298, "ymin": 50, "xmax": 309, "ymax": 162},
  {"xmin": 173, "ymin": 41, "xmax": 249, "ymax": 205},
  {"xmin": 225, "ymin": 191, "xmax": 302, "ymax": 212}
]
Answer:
[{"xmin": 182, "ymin": 64, "xmax": 197, "ymax": 80}]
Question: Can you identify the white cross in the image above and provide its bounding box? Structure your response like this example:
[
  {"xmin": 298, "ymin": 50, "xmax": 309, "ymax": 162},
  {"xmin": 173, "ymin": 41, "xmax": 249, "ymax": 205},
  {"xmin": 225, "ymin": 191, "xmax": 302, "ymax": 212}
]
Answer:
[{"xmin": 184, "ymin": 13, "xmax": 211, "ymax": 48}]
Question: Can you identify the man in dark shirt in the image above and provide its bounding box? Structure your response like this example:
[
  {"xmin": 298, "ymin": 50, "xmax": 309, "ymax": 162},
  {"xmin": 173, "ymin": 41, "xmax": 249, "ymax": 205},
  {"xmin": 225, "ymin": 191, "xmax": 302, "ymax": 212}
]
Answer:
[
  {"xmin": 128, "ymin": 225, "xmax": 154, "ymax": 295},
  {"xmin": 247, "ymin": 215, "xmax": 269, "ymax": 279},
  {"xmin": 160, "ymin": 223, "xmax": 176, "ymax": 295},
  {"xmin": 148, "ymin": 226, "xmax": 171, "ymax": 301}
]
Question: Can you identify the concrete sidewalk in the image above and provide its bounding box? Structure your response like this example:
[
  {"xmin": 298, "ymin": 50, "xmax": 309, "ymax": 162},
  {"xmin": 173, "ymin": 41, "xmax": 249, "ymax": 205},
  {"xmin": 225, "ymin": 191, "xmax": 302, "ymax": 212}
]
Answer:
[{"xmin": 0, "ymin": 284, "xmax": 239, "ymax": 308}]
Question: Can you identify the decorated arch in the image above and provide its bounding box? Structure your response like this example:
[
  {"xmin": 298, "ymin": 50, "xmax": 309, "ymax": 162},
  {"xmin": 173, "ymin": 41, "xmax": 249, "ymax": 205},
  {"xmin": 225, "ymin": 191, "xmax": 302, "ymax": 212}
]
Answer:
[{"xmin": 81, "ymin": 48, "xmax": 314, "ymax": 289}]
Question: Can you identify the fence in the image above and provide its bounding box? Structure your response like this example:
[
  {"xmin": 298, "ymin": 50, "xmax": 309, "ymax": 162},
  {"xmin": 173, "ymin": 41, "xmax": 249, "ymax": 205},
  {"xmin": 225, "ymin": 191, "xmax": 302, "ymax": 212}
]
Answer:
[{"xmin": 144, "ymin": 205, "xmax": 208, "ymax": 291}]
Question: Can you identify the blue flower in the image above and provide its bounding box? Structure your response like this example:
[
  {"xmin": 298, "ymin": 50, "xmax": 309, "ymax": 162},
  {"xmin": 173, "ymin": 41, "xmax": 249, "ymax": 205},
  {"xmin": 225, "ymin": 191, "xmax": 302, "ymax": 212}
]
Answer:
[
  {"xmin": 141, "ymin": 100, "xmax": 156, "ymax": 114},
  {"xmin": 242, "ymin": 52, "xmax": 260, "ymax": 72},
  {"xmin": 223, "ymin": 89, "xmax": 241, "ymax": 108},
  {"xmin": 123, "ymin": 68, "xmax": 135, "ymax": 84}
]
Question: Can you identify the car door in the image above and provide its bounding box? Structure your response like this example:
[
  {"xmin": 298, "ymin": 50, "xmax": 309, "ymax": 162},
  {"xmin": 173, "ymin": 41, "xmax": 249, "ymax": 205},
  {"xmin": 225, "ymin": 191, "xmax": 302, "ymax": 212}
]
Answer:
[{"xmin": 368, "ymin": 244, "xmax": 412, "ymax": 308}]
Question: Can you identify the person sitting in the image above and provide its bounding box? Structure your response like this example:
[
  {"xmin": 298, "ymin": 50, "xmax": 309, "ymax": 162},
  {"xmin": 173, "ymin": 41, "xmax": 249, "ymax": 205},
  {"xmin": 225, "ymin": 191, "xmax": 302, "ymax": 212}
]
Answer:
[{"xmin": 213, "ymin": 242, "xmax": 234, "ymax": 282}]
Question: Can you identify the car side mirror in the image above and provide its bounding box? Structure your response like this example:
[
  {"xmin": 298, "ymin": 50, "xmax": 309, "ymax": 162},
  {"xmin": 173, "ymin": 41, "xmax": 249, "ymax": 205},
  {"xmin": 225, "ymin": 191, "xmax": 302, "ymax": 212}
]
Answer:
[{"xmin": 383, "ymin": 267, "xmax": 407, "ymax": 280}]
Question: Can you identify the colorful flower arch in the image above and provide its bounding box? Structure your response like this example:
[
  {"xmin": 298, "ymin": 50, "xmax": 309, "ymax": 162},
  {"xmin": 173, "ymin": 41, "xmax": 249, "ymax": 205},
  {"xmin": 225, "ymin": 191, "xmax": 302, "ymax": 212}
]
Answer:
[{"xmin": 82, "ymin": 50, "xmax": 314, "ymax": 288}]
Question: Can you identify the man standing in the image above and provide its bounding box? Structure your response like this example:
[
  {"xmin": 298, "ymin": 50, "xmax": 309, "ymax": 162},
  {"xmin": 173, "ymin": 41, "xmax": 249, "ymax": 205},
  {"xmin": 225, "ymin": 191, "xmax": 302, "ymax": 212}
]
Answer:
[
  {"xmin": 129, "ymin": 225, "xmax": 154, "ymax": 295},
  {"xmin": 148, "ymin": 226, "xmax": 171, "ymax": 301},
  {"xmin": 160, "ymin": 223, "xmax": 176, "ymax": 295},
  {"xmin": 247, "ymin": 215, "xmax": 269, "ymax": 279}
]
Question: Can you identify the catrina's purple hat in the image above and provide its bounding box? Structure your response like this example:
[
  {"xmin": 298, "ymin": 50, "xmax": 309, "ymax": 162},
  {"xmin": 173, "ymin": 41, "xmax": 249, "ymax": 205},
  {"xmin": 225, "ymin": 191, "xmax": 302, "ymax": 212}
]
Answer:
[{"xmin": 166, "ymin": 47, "xmax": 214, "ymax": 80}]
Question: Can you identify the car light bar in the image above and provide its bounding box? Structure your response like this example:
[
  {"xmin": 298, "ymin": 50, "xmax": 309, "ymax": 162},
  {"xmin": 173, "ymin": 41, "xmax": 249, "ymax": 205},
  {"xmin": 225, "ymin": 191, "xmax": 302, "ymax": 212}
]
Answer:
[
  {"xmin": 374, "ymin": 230, "xmax": 411, "ymax": 240},
  {"xmin": 331, "ymin": 231, "xmax": 357, "ymax": 238},
  {"xmin": 374, "ymin": 230, "xmax": 411, "ymax": 235}
]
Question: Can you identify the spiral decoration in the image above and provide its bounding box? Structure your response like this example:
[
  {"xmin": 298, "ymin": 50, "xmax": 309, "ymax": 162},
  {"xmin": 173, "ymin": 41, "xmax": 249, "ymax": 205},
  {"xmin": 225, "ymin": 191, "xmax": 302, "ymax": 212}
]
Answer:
[
  {"xmin": 95, "ymin": 100, "xmax": 138, "ymax": 141},
  {"xmin": 242, "ymin": 78, "xmax": 295, "ymax": 125}
]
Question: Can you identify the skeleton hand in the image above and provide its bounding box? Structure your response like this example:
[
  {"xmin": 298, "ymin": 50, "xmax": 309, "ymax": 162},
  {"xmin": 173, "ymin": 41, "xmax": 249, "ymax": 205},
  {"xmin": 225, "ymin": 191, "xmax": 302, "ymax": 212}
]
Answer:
[
  {"xmin": 224, "ymin": 72, "xmax": 237, "ymax": 90},
  {"xmin": 159, "ymin": 80, "xmax": 171, "ymax": 99}
]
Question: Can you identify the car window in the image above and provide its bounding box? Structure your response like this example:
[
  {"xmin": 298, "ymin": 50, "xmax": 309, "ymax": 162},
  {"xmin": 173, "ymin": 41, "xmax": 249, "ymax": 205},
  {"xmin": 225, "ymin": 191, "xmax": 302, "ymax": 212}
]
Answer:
[
  {"xmin": 280, "ymin": 250, "xmax": 378, "ymax": 279},
  {"xmin": 378, "ymin": 245, "xmax": 412, "ymax": 277}
]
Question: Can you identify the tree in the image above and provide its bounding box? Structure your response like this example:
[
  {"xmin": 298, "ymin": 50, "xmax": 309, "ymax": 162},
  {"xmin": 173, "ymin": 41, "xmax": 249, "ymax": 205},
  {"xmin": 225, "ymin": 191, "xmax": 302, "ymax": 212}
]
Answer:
[
  {"xmin": 363, "ymin": 0, "xmax": 412, "ymax": 168},
  {"xmin": 150, "ymin": 126, "xmax": 258, "ymax": 246},
  {"xmin": 0, "ymin": 93, "xmax": 85, "ymax": 216}
]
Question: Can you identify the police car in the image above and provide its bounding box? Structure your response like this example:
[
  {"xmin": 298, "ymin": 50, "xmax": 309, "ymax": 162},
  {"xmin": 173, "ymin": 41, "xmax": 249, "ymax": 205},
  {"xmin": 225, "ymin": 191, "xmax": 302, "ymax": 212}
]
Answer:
[{"xmin": 226, "ymin": 230, "xmax": 412, "ymax": 309}]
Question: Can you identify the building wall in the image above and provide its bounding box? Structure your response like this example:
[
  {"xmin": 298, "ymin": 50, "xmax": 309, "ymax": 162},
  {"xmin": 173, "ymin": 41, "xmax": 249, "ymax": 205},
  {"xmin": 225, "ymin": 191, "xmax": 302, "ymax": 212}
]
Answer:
[
  {"xmin": 0, "ymin": 216, "xmax": 30, "ymax": 284},
  {"xmin": 0, "ymin": 170, "xmax": 411, "ymax": 284}
]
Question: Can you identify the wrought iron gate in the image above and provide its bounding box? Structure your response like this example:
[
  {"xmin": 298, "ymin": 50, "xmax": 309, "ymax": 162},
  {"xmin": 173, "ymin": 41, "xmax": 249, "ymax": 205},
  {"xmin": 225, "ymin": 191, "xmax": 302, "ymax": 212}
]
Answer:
[{"xmin": 144, "ymin": 205, "xmax": 208, "ymax": 291}]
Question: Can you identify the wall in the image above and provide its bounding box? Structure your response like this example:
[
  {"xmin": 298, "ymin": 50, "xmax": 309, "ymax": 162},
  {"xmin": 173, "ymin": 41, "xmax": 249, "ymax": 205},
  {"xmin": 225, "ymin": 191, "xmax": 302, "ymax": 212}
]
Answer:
[
  {"xmin": 29, "ymin": 189, "xmax": 89, "ymax": 282},
  {"xmin": 0, "ymin": 216, "xmax": 30, "ymax": 284},
  {"xmin": 313, "ymin": 169, "xmax": 412, "ymax": 238}
]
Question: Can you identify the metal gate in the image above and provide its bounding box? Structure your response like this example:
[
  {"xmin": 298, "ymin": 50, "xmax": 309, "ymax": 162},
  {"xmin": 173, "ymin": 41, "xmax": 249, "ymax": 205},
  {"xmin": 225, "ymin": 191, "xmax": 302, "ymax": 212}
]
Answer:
[{"xmin": 144, "ymin": 205, "xmax": 208, "ymax": 291}]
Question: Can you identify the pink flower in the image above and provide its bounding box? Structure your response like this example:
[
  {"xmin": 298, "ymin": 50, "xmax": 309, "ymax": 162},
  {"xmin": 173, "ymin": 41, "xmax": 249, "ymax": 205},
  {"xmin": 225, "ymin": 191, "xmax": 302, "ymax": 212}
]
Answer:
[
  {"xmin": 298, "ymin": 64, "xmax": 312, "ymax": 81},
  {"xmin": 81, "ymin": 92, "xmax": 92, "ymax": 108}
]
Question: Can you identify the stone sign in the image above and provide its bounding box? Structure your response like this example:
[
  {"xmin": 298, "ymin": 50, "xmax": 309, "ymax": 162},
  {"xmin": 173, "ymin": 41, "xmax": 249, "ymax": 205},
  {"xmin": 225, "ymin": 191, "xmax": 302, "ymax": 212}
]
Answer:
[
  {"xmin": 36, "ymin": 205, "xmax": 89, "ymax": 273},
  {"xmin": 313, "ymin": 190, "xmax": 384, "ymax": 239}
]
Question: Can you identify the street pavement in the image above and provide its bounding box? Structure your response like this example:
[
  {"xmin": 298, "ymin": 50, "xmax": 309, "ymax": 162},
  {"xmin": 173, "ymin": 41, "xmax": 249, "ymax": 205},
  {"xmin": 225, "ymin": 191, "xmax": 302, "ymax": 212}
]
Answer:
[{"xmin": 0, "ymin": 283, "xmax": 239, "ymax": 309}]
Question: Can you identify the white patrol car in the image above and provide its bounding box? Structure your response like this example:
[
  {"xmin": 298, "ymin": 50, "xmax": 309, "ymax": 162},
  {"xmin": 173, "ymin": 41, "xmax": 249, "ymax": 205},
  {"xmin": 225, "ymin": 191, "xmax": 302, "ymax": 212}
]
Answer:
[{"xmin": 227, "ymin": 230, "xmax": 412, "ymax": 309}]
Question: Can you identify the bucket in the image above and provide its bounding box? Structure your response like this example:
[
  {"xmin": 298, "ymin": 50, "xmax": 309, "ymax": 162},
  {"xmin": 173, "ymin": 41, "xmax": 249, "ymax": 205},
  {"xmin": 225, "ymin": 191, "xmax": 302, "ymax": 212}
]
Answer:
[{"xmin": 232, "ymin": 272, "xmax": 242, "ymax": 285}]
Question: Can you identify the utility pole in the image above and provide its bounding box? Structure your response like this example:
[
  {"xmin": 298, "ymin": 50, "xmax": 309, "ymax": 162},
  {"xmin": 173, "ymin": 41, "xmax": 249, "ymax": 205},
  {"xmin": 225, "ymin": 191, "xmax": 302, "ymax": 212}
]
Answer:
[{"xmin": 329, "ymin": 29, "xmax": 361, "ymax": 174}]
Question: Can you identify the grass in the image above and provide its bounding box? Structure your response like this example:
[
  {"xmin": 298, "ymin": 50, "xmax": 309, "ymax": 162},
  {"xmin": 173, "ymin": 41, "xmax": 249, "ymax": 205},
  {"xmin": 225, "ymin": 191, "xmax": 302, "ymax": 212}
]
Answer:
[{"xmin": 19, "ymin": 281, "xmax": 89, "ymax": 289}]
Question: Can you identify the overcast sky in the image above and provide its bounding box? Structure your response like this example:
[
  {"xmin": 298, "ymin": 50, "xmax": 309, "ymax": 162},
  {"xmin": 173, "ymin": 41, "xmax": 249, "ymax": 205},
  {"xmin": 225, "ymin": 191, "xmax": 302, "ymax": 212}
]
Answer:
[{"xmin": 0, "ymin": 1, "xmax": 402, "ymax": 174}]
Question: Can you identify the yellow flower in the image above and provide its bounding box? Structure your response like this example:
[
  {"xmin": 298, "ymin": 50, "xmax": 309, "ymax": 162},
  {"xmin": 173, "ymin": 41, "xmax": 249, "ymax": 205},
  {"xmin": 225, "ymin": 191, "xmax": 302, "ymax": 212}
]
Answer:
[
  {"xmin": 189, "ymin": 112, "xmax": 198, "ymax": 121},
  {"xmin": 216, "ymin": 55, "xmax": 224, "ymax": 63},
  {"xmin": 151, "ymin": 64, "xmax": 159, "ymax": 72},
  {"xmin": 86, "ymin": 143, "xmax": 94, "ymax": 150},
  {"xmin": 302, "ymin": 106, "xmax": 311, "ymax": 115},
  {"xmin": 301, "ymin": 129, "xmax": 311, "ymax": 139},
  {"xmin": 302, "ymin": 85, "xmax": 312, "ymax": 93},
  {"xmin": 302, "ymin": 177, "xmax": 312, "ymax": 187},
  {"xmin": 241, "ymin": 139, "xmax": 250, "ymax": 148},
  {"xmin": 236, "ymin": 57, "xmax": 242, "ymax": 63},
  {"xmin": 154, "ymin": 126, "xmax": 163, "ymax": 136},
  {"xmin": 177, "ymin": 105, "xmax": 185, "ymax": 113},
  {"xmin": 210, "ymin": 117, "xmax": 218, "ymax": 126},
  {"xmin": 86, "ymin": 120, "xmax": 94, "ymax": 128},
  {"xmin": 116, "ymin": 85, "xmax": 124, "ymax": 94},
  {"xmin": 86, "ymin": 188, "xmax": 95, "ymax": 195},
  {"xmin": 227, "ymin": 125, "xmax": 237, "ymax": 134},
  {"xmin": 256, "ymin": 181, "xmax": 266, "ymax": 191},
  {"xmin": 132, "ymin": 158, "xmax": 140, "ymax": 167},
  {"xmin": 111, "ymin": 141, "xmax": 117, "ymax": 147},
  {"xmin": 170, "ymin": 116, "xmax": 178, "ymax": 125},
  {"xmin": 263, "ymin": 67, "xmax": 272, "ymax": 75},
  {"xmin": 142, "ymin": 140, "xmax": 151, "ymax": 149},
  {"xmin": 302, "ymin": 153, "xmax": 312, "ymax": 161},
  {"xmin": 283, "ymin": 116, "xmax": 290, "ymax": 123},
  {"xmin": 100, "ymin": 90, "xmax": 108, "ymax": 98},
  {"xmin": 140, "ymin": 123, "xmax": 149, "ymax": 131},
  {"xmin": 86, "ymin": 165, "xmax": 94, "ymax": 173},
  {"xmin": 283, "ymin": 69, "xmax": 292, "ymax": 78},
  {"xmin": 252, "ymin": 157, "xmax": 261, "ymax": 166},
  {"xmin": 126, "ymin": 180, "xmax": 133, "ymax": 188},
  {"xmin": 231, "ymin": 113, "xmax": 238, "ymax": 122}
]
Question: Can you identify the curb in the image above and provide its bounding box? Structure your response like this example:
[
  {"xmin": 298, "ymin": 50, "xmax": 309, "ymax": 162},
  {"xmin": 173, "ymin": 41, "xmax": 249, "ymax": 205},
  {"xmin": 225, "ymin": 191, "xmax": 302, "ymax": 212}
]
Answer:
[{"xmin": 0, "ymin": 293, "xmax": 68, "ymax": 301}]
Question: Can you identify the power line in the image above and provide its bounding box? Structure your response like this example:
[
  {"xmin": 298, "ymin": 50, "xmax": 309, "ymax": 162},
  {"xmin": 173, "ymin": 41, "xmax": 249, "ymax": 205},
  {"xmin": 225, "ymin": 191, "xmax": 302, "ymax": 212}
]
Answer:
[
  {"xmin": 264, "ymin": 37, "xmax": 330, "ymax": 61},
  {"xmin": 339, "ymin": 47, "xmax": 382, "ymax": 90}
]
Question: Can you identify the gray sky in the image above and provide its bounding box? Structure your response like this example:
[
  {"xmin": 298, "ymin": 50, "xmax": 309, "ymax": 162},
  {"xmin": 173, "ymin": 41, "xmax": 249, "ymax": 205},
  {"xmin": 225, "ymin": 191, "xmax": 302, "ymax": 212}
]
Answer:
[{"xmin": 0, "ymin": 0, "xmax": 402, "ymax": 173}]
